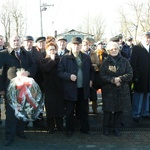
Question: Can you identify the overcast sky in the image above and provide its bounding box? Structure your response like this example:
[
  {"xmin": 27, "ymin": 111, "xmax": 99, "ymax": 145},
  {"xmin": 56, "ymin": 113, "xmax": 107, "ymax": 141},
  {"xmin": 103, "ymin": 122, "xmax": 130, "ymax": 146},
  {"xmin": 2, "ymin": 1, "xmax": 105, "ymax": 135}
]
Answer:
[{"xmin": 0, "ymin": 0, "xmax": 147, "ymax": 39}]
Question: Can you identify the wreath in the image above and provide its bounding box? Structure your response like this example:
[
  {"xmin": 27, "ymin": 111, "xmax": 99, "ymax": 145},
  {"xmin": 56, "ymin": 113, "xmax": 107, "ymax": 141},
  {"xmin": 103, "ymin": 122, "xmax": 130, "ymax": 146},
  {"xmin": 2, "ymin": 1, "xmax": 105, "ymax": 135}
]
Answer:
[{"xmin": 7, "ymin": 69, "xmax": 44, "ymax": 121}]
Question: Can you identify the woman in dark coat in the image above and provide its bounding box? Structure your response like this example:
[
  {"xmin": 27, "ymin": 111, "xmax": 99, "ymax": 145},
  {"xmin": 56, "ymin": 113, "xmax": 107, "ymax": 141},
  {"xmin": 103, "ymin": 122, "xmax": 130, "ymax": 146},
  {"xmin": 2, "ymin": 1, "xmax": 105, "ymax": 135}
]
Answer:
[
  {"xmin": 40, "ymin": 41, "xmax": 64, "ymax": 133},
  {"xmin": 100, "ymin": 42, "xmax": 133, "ymax": 136}
]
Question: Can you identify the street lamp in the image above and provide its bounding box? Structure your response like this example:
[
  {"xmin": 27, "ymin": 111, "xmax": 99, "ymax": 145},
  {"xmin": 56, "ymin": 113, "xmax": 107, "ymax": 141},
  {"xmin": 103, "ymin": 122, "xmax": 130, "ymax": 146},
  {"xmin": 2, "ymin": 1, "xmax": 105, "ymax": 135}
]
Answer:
[{"xmin": 40, "ymin": 0, "xmax": 54, "ymax": 36}]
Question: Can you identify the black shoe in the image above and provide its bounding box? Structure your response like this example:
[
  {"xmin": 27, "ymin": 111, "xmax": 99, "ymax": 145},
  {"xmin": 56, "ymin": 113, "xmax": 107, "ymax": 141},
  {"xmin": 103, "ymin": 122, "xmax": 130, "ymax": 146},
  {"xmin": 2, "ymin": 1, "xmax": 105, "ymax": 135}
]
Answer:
[
  {"xmin": 16, "ymin": 133, "xmax": 28, "ymax": 139},
  {"xmin": 80, "ymin": 130, "xmax": 95, "ymax": 135},
  {"xmin": 114, "ymin": 128, "xmax": 121, "ymax": 136},
  {"xmin": 57, "ymin": 127, "xmax": 65, "ymax": 131},
  {"xmin": 103, "ymin": 128, "xmax": 109, "ymax": 136},
  {"xmin": 66, "ymin": 130, "xmax": 73, "ymax": 137},
  {"xmin": 142, "ymin": 116, "xmax": 150, "ymax": 119},
  {"xmin": 133, "ymin": 117, "xmax": 140, "ymax": 123},
  {"xmin": 5, "ymin": 140, "xmax": 13, "ymax": 146}
]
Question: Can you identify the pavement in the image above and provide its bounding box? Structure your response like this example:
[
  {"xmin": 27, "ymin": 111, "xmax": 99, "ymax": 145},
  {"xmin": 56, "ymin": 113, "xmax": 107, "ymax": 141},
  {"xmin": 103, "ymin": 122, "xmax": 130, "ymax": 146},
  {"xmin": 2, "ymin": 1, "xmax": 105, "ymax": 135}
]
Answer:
[{"xmin": 0, "ymin": 91, "xmax": 150, "ymax": 149}]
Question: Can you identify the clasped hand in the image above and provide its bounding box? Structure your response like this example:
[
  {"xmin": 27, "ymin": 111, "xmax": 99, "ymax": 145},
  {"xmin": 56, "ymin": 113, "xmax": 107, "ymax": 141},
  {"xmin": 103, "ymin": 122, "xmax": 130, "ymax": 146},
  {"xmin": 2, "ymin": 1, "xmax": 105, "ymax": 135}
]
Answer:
[{"xmin": 114, "ymin": 77, "xmax": 122, "ymax": 86}]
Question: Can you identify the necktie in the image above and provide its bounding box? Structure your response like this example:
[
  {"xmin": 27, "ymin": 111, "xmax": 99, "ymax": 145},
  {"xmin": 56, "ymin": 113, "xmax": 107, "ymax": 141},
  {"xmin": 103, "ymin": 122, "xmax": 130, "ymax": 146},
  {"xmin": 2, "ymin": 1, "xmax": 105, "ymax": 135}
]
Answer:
[{"xmin": 16, "ymin": 51, "xmax": 20, "ymax": 59}]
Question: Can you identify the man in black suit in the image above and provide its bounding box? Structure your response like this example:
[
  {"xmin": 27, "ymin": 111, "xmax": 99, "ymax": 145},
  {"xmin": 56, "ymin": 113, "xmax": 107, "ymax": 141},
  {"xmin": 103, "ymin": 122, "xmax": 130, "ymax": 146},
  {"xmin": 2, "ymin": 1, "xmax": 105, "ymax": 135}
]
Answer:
[{"xmin": 0, "ymin": 35, "xmax": 37, "ymax": 146}]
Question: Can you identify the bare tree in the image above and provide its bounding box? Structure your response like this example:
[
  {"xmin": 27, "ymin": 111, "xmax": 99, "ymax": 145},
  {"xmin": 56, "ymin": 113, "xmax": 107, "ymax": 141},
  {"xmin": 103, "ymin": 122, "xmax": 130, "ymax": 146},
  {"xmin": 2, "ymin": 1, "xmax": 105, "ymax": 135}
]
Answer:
[
  {"xmin": 81, "ymin": 14, "xmax": 105, "ymax": 41},
  {"xmin": 116, "ymin": 0, "xmax": 150, "ymax": 42},
  {"xmin": 0, "ymin": 0, "xmax": 26, "ymax": 43},
  {"xmin": 0, "ymin": 1, "xmax": 11, "ymax": 43}
]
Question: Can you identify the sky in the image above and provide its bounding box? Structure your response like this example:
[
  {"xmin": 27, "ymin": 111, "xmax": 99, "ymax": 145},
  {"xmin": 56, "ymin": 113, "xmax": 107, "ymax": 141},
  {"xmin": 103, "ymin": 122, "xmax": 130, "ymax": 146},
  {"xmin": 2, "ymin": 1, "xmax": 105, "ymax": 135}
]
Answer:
[{"xmin": 0, "ymin": 0, "xmax": 146, "ymax": 39}]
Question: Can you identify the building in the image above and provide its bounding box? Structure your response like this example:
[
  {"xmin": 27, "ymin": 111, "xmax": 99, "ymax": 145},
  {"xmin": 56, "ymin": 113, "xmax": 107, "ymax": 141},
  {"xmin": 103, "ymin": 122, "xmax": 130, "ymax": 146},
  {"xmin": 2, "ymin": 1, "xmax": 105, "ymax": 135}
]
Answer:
[{"xmin": 56, "ymin": 29, "xmax": 94, "ymax": 43}]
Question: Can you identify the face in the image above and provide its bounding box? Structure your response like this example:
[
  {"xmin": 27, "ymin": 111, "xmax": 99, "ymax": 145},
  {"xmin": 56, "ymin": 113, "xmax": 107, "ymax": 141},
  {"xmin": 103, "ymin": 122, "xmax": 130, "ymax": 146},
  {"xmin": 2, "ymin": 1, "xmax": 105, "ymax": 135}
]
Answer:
[
  {"xmin": 10, "ymin": 36, "xmax": 21, "ymax": 50},
  {"xmin": 46, "ymin": 45, "xmax": 57, "ymax": 56},
  {"xmin": 23, "ymin": 40, "xmax": 34, "ymax": 50},
  {"xmin": 57, "ymin": 40, "xmax": 67, "ymax": 50},
  {"xmin": 107, "ymin": 43, "xmax": 119, "ymax": 57},
  {"xmin": 82, "ymin": 42, "xmax": 90, "ymax": 52},
  {"xmin": 71, "ymin": 43, "xmax": 82, "ymax": 56},
  {"xmin": 126, "ymin": 40, "xmax": 133, "ymax": 46},
  {"xmin": 0, "ymin": 36, "xmax": 4, "ymax": 46},
  {"xmin": 141, "ymin": 35, "xmax": 150, "ymax": 46},
  {"xmin": 97, "ymin": 44, "xmax": 103, "ymax": 50},
  {"xmin": 37, "ymin": 41, "xmax": 46, "ymax": 49}
]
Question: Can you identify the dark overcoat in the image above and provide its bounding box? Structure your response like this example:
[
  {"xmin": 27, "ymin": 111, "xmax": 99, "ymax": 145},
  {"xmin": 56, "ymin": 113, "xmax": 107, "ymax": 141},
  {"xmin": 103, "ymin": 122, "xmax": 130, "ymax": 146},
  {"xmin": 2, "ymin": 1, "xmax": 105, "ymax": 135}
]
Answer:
[
  {"xmin": 29, "ymin": 46, "xmax": 44, "ymax": 92},
  {"xmin": 0, "ymin": 48, "xmax": 37, "ymax": 91},
  {"xmin": 130, "ymin": 44, "xmax": 150, "ymax": 93},
  {"xmin": 100, "ymin": 54, "xmax": 133, "ymax": 112},
  {"xmin": 40, "ymin": 56, "xmax": 64, "ymax": 118},
  {"xmin": 57, "ymin": 52, "xmax": 94, "ymax": 101}
]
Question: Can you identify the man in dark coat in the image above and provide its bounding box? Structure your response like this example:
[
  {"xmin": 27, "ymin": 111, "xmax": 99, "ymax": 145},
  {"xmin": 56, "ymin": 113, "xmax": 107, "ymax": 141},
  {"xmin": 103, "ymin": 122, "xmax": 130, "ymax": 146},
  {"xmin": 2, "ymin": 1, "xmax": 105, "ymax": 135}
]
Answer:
[
  {"xmin": 35, "ymin": 36, "xmax": 46, "ymax": 58},
  {"xmin": 23, "ymin": 36, "xmax": 45, "ymax": 128},
  {"xmin": 0, "ymin": 35, "xmax": 37, "ymax": 146},
  {"xmin": 130, "ymin": 31, "xmax": 150, "ymax": 122},
  {"xmin": 57, "ymin": 36, "xmax": 69, "ymax": 57},
  {"xmin": 58, "ymin": 37, "xmax": 94, "ymax": 137}
]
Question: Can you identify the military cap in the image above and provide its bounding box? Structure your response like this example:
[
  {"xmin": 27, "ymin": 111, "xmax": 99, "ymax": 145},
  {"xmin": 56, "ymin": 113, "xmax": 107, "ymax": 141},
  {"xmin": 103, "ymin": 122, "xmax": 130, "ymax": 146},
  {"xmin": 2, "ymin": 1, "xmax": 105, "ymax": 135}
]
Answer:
[
  {"xmin": 97, "ymin": 41, "xmax": 104, "ymax": 45},
  {"xmin": 140, "ymin": 31, "xmax": 150, "ymax": 37},
  {"xmin": 35, "ymin": 36, "xmax": 46, "ymax": 43},
  {"xmin": 57, "ymin": 36, "xmax": 67, "ymax": 42},
  {"xmin": 118, "ymin": 34, "xmax": 123, "ymax": 39},
  {"xmin": 71, "ymin": 37, "xmax": 82, "ymax": 44},
  {"xmin": 110, "ymin": 36, "xmax": 119, "ymax": 42},
  {"xmin": 125, "ymin": 37, "xmax": 133, "ymax": 41},
  {"xmin": 23, "ymin": 36, "xmax": 34, "ymax": 41}
]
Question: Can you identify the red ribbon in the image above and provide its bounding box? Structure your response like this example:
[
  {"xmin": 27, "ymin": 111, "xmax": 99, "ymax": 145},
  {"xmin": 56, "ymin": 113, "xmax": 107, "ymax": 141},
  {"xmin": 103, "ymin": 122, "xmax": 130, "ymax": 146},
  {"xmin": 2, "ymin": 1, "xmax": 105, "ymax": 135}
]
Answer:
[{"xmin": 16, "ymin": 82, "xmax": 37, "ymax": 109}]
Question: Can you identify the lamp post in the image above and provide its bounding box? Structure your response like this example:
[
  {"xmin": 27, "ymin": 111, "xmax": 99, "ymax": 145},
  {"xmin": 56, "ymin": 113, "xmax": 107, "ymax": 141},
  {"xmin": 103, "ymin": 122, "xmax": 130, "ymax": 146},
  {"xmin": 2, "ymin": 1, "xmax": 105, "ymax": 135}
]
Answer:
[{"xmin": 40, "ymin": 0, "xmax": 54, "ymax": 36}]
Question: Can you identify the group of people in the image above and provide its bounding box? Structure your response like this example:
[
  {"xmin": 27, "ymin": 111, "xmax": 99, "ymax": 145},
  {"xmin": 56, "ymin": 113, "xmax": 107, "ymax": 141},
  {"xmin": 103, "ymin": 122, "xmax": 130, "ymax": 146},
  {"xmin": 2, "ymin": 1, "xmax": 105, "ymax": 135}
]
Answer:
[{"xmin": 0, "ymin": 31, "xmax": 150, "ymax": 146}]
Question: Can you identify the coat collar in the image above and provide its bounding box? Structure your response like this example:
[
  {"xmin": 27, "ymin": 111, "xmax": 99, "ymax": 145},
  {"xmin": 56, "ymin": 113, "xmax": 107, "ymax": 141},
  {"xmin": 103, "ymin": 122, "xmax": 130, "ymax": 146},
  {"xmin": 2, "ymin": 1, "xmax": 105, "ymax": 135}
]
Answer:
[
  {"xmin": 8, "ymin": 47, "xmax": 25, "ymax": 54},
  {"xmin": 67, "ymin": 51, "xmax": 88, "ymax": 60}
]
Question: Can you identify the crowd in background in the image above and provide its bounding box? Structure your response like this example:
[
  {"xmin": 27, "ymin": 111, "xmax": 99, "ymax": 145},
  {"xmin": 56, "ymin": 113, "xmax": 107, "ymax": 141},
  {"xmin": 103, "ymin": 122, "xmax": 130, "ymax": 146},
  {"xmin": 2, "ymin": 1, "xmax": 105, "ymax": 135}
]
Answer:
[{"xmin": 0, "ymin": 31, "xmax": 150, "ymax": 146}]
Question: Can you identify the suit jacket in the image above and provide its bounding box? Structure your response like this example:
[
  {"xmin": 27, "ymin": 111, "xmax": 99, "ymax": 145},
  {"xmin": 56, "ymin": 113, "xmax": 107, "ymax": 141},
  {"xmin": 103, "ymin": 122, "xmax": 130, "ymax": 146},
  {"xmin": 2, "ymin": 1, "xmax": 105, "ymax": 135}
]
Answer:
[{"xmin": 0, "ymin": 47, "xmax": 37, "ymax": 91}]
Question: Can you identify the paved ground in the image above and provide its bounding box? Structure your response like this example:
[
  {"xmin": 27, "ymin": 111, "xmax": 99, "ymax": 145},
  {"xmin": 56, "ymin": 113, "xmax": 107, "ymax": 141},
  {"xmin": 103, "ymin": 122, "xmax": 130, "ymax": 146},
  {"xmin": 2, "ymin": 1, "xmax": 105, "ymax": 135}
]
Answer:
[
  {"xmin": 0, "ymin": 92, "xmax": 150, "ymax": 149},
  {"xmin": 0, "ymin": 126, "xmax": 150, "ymax": 150}
]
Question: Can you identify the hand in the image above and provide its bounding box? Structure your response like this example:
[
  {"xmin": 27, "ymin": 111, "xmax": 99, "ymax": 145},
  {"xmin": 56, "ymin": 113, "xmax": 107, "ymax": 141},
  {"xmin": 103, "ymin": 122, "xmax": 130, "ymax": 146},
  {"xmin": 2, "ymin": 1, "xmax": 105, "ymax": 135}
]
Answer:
[
  {"xmin": 70, "ymin": 74, "xmax": 77, "ymax": 81},
  {"xmin": 50, "ymin": 54, "xmax": 55, "ymax": 60},
  {"xmin": 114, "ymin": 77, "xmax": 121, "ymax": 84},
  {"xmin": 116, "ymin": 82, "xmax": 121, "ymax": 86},
  {"xmin": 21, "ymin": 71, "xmax": 30, "ymax": 77}
]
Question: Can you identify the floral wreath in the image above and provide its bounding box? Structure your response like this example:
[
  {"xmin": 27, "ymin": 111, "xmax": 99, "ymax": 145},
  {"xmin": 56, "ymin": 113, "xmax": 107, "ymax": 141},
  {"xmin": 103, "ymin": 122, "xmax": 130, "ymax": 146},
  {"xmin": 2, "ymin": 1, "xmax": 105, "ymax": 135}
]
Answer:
[{"xmin": 7, "ymin": 69, "xmax": 44, "ymax": 122}]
